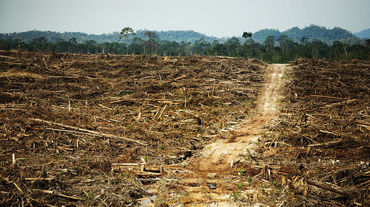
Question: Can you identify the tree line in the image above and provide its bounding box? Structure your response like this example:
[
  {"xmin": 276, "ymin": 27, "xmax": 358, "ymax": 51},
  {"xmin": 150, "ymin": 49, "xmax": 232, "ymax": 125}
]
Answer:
[{"xmin": 0, "ymin": 31, "xmax": 369, "ymax": 63}]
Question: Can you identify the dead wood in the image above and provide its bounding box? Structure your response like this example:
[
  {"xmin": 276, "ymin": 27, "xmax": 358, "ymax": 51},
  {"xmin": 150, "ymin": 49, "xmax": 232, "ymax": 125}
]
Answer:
[
  {"xmin": 0, "ymin": 50, "xmax": 265, "ymax": 206},
  {"xmin": 30, "ymin": 118, "xmax": 148, "ymax": 146},
  {"xmin": 305, "ymin": 178, "xmax": 353, "ymax": 197},
  {"xmin": 307, "ymin": 139, "xmax": 342, "ymax": 147},
  {"xmin": 31, "ymin": 189, "xmax": 84, "ymax": 200},
  {"xmin": 1, "ymin": 175, "xmax": 34, "ymax": 207},
  {"xmin": 266, "ymin": 59, "xmax": 370, "ymax": 206},
  {"xmin": 324, "ymin": 99, "xmax": 357, "ymax": 108}
]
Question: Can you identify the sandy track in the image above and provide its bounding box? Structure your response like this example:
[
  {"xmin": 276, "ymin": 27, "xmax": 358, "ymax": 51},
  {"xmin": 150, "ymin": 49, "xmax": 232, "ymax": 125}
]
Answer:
[
  {"xmin": 142, "ymin": 64, "xmax": 287, "ymax": 206},
  {"xmin": 197, "ymin": 64, "xmax": 285, "ymax": 172}
]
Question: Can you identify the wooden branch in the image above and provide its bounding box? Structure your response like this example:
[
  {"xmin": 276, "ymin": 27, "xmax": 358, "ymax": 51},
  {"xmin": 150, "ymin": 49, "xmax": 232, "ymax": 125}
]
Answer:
[
  {"xmin": 1, "ymin": 175, "xmax": 34, "ymax": 207},
  {"xmin": 308, "ymin": 139, "xmax": 342, "ymax": 147},
  {"xmin": 157, "ymin": 104, "xmax": 167, "ymax": 120},
  {"xmin": 310, "ymin": 95, "xmax": 344, "ymax": 100},
  {"xmin": 111, "ymin": 162, "xmax": 163, "ymax": 176},
  {"xmin": 30, "ymin": 118, "xmax": 147, "ymax": 146},
  {"xmin": 319, "ymin": 130, "xmax": 339, "ymax": 137},
  {"xmin": 25, "ymin": 177, "xmax": 55, "ymax": 181},
  {"xmin": 42, "ymin": 58, "xmax": 48, "ymax": 70},
  {"xmin": 112, "ymin": 163, "xmax": 142, "ymax": 166},
  {"xmin": 32, "ymin": 189, "xmax": 84, "ymax": 200},
  {"xmin": 355, "ymin": 120, "xmax": 370, "ymax": 126},
  {"xmin": 46, "ymin": 127, "xmax": 95, "ymax": 136},
  {"xmin": 324, "ymin": 99, "xmax": 357, "ymax": 108},
  {"xmin": 136, "ymin": 178, "xmax": 161, "ymax": 182},
  {"xmin": 306, "ymin": 178, "xmax": 353, "ymax": 198},
  {"xmin": 0, "ymin": 55, "xmax": 18, "ymax": 60}
]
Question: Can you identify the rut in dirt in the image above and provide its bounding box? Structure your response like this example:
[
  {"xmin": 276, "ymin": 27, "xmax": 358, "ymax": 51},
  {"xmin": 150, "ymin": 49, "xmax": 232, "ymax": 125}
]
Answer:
[{"xmin": 147, "ymin": 64, "xmax": 287, "ymax": 206}]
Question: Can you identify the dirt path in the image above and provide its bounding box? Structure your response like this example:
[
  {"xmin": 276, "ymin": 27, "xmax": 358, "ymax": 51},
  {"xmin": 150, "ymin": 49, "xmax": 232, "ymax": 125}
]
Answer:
[
  {"xmin": 197, "ymin": 64, "xmax": 285, "ymax": 172},
  {"xmin": 142, "ymin": 64, "xmax": 287, "ymax": 206}
]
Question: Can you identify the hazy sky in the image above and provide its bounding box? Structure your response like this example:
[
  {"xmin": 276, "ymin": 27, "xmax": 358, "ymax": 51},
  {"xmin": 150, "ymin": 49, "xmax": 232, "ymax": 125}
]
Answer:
[{"xmin": 0, "ymin": 0, "xmax": 369, "ymax": 37}]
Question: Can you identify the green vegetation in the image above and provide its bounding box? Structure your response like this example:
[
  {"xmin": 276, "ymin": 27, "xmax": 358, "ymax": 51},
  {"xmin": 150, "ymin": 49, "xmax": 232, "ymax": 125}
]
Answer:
[
  {"xmin": 237, "ymin": 167, "xmax": 246, "ymax": 176},
  {"xmin": 253, "ymin": 25, "xmax": 361, "ymax": 44},
  {"xmin": 232, "ymin": 192, "xmax": 240, "ymax": 200},
  {"xmin": 0, "ymin": 30, "xmax": 219, "ymax": 44},
  {"xmin": 247, "ymin": 176, "xmax": 253, "ymax": 184},
  {"xmin": 119, "ymin": 27, "xmax": 136, "ymax": 54},
  {"xmin": 0, "ymin": 25, "xmax": 369, "ymax": 63}
]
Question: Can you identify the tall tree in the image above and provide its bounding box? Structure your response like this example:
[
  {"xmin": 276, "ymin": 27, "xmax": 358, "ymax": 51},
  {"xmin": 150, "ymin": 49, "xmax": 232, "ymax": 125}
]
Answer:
[
  {"xmin": 264, "ymin": 35, "xmax": 275, "ymax": 53},
  {"xmin": 242, "ymin": 32, "xmax": 252, "ymax": 39},
  {"xmin": 120, "ymin": 27, "xmax": 135, "ymax": 54},
  {"xmin": 225, "ymin": 37, "xmax": 241, "ymax": 56},
  {"xmin": 242, "ymin": 32, "xmax": 254, "ymax": 58},
  {"xmin": 144, "ymin": 31, "xmax": 159, "ymax": 55}
]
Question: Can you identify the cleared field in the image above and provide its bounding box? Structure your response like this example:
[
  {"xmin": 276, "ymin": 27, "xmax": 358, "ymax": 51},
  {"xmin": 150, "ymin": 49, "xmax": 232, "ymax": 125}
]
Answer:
[
  {"xmin": 0, "ymin": 50, "xmax": 264, "ymax": 206},
  {"xmin": 261, "ymin": 59, "xmax": 369, "ymax": 206}
]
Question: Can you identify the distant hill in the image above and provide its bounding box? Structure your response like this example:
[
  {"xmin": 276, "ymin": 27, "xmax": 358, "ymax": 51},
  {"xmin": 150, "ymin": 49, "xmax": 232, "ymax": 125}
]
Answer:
[
  {"xmin": 355, "ymin": 28, "xmax": 370, "ymax": 39},
  {"xmin": 0, "ymin": 25, "xmax": 363, "ymax": 44},
  {"xmin": 252, "ymin": 29, "xmax": 281, "ymax": 43},
  {"xmin": 284, "ymin": 25, "xmax": 361, "ymax": 44},
  {"xmin": 0, "ymin": 30, "xmax": 120, "ymax": 43},
  {"xmin": 0, "ymin": 30, "xmax": 220, "ymax": 44},
  {"xmin": 251, "ymin": 25, "xmax": 361, "ymax": 44},
  {"xmin": 145, "ymin": 30, "xmax": 219, "ymax": 43}
]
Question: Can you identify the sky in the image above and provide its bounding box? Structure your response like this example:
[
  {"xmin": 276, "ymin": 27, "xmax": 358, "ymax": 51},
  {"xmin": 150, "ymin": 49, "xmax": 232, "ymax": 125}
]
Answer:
[{"xmin": 0, "ymin": 0, "xmax": 369, "ymax": 38}]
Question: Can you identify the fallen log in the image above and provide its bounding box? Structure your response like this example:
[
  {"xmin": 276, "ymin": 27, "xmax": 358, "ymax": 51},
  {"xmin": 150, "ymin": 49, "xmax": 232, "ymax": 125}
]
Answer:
[
  {"xmin": 305, "ymin": 178, "xmax": 353, "ymax": 198},
  {"xmin": 30, "ymin": 118, "xmax": 147, "ymax": 146},
  {"xmin": 324, "ymin": 99, "xmax": 357, "ymax": 108},
  {"xmin": 308, "ymin": 139, "xmax": 342, "ymax": 147},
  {"xmin": 32, "ymin": 189, "xmax": 84, "ymax": 200}
]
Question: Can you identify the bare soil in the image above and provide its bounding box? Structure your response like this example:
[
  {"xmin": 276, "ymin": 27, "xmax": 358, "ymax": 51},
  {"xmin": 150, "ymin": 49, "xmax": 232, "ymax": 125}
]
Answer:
[
  {"xmin": 144, "ymin": 64, "xmax": 287, "ymax": 206},
  {"xmin": 1, "ymin": 51, "xmax": 368, "ymax": 207},
  {"xmin": 141, "ymin": 60, "xmax": 369, "ymax": 206},
  {"xmin": 0, "ymin": 50, "xmax": 265, "ymax": 206}
]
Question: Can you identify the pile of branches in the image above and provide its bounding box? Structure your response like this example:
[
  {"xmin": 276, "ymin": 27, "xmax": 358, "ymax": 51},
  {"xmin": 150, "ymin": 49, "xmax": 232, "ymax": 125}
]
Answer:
[
  {"xmin": 0, "ymin": 50, "xmax": 264, "ymax": 206},
  {"xmin": 265, "ymin": 59, "xmax": 369, "ymax": 206}
]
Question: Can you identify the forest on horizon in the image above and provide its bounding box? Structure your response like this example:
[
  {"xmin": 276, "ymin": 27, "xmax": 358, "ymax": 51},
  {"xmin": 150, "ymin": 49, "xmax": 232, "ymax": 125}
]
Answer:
[{"xmin": 0, "ymin": 25, "xmax": 369, "ymax": 63}]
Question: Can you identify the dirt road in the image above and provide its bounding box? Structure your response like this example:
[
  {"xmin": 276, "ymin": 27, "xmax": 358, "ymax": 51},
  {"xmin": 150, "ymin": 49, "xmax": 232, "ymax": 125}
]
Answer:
[
  {"xmin": 197, "ymin": 64, "xmax": 285, "ymax": 172},
  {"xmin": 143, "ymin": 64, "xmax": 287, "ymax": 206}
]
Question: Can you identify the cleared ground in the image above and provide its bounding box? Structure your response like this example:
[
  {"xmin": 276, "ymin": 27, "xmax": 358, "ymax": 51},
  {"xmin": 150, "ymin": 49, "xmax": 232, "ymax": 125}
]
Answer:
[
  {"xmin": 1, "ymin": 51, "xmax": 368, "ymax": 206},
  {"xmin": 0, "ymin": 50, "xmax": 264, "ymax": 206}
]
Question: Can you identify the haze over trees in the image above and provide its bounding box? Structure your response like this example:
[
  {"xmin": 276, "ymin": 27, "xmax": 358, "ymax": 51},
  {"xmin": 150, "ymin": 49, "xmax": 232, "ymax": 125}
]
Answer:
[
  {"xmin": 0, "ymin": 25, "xmax": 369, "ymax": 63},
  {"xmin": 1, "ymin": 25, "xmax": 365, "ymax": 44},
  {"xmin": 355, "ymin": 28, "xmax": 370, "ymax": 39}
]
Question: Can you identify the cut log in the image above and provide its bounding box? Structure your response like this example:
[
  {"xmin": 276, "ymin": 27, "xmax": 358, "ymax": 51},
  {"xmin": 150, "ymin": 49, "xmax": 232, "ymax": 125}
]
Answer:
[
  {"xmin": 30, "ymin": 118, "xmax": 147, "ymax": 146},
  {"xmin": 306, "ymin": 178, "xmax": 353, "ymax": 198}
]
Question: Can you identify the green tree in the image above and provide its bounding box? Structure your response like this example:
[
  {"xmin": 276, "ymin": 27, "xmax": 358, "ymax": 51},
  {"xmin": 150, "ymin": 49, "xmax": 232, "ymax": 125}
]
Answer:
[
  {"xmin": 242, "ymin": 32, "xmax": 252, "ymax": 39},
  {"xmin": 264, "ymin": 35, "xmax": 275, "ymax": 53},
  {"xmin": 210, "ymin": 40, "xmax": 226, "ymax": 56},
  {"xmin": 179, "ymin": 41, "xmax": 193, "ymax": 56},
  {"xmin": 242, "ymin": 32, "xmax": 255, "ymax": 58},
  {"xmin": 300, "ymin": 36, "xmax": 309, "ymax": 45},
  {"xmin": 30, "ymin": 37, "xmax": 48, "ymax": 52},
  {"xmin": 194, "ymin": 38, "xmax": 211, "ymax": 55},
  {"xmin": 120, "ymin": 27, "xmax": 135, "ymax": 54},
  {"xmin": 158, "ymin": 40, "xmax": 180, "ymax": 56},
  {"xmin": 129, "ymin": 37, "xmax": 145, "ymax": 55},
  {"xmin": 84, "ymin": 40, "xmax": 98, "ymax": 54},
  {"xmin": 225, "ymin": 37, "xmax": 241, "ymax": 56}
]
